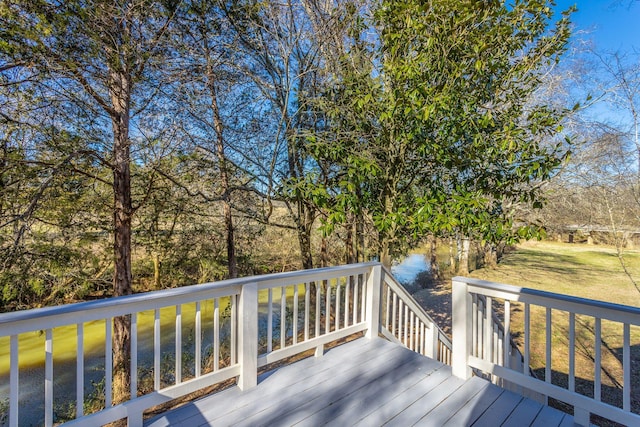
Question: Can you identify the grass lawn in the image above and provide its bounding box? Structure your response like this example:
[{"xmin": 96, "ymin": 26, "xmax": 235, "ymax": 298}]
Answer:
[
  {"xmin": 469, "ymin": 240, "xmax": 640, "ymax": 422},
  {"xmin": 471, "ymin": 240, "xmax": 640, "ymax": 305}
]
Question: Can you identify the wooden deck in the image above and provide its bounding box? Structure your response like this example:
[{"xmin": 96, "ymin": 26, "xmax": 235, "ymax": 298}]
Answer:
[{"xmin": 145, "ymin": 337, "xmax": 575, "ymax": 427}]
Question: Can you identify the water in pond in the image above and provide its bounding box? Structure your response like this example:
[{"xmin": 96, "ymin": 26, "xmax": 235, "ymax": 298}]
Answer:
[
  {"xmin": 0, "ymin": 287, "xmax": 310, "ymax": 426},
  {"xmin": 391, "ymin": 253, "xmax": 431, "ymax": 285},
  {"xmin": 0, "ymin": 302, "xmax": 235, "ymax": 426}
]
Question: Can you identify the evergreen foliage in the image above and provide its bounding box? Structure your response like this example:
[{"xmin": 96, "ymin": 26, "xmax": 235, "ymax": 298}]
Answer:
[{"xmin": 0, "ymin": 0, "xmax": 575, "ymax": 303}]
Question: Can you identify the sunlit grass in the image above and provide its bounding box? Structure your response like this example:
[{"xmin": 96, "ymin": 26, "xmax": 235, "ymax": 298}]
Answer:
[
  {"xmin": 472, "ymin": 241, "xmax": 640, "ymax": 305},
  {"xmin": 471, "ymin": 240, "xmax": 640, "ymax": 415}
]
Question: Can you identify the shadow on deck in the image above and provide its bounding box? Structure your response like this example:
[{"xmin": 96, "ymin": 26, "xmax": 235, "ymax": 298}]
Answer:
[{"xmin": 146, "ymin": 337, "xmax": 575, "ymax": 427}]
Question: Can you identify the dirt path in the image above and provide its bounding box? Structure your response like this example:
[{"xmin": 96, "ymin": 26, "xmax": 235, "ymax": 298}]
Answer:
[{"xmin": 412, "ymin": 282, "xmax": 453, "ymax": 336}]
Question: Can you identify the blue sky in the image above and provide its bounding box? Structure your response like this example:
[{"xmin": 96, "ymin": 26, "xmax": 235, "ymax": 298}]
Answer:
[
  {"xmin": 556, "ymin": 1, "xmax": 639, "ymax": 51},
  {"xmin": 552, "ymin": 1, "xmax": 639, "ymax": 130}
]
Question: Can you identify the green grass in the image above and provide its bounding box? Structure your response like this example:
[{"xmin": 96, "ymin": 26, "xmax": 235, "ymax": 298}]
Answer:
[
  {"xmin": 470, "ymin": 240, "xmax": 640, "ymax": 419},
  {"xmin": 473, "ymin": 241, "xmax": 640, "ymax": 305}
]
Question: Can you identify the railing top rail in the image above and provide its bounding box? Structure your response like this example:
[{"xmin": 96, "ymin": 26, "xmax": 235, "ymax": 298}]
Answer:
[
  {"xmin": 0, "ymin": 262, "xmax": 379, "ymax": 335},
  {"xmin": 453, "ymin": 276, "xmax": 640, "ymax": 324},
  {"xmin": 258, "ymin": 263, "xmax": 374, "ymax": 289}
]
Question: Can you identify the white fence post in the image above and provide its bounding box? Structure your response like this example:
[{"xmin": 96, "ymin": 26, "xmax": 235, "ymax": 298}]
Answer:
[
  {"xmin": 452, "ymin": 278, "xmax": 472, "ymax": 379},
  {"xmin": 425, "ymin": 322, "xmax": 436, "ymax": 359},
  {"xmin": 127, "ymin": 411, "xmax": 143, "ymax": 427},
  {"xmin": 238, "ymin": 282, "xmax": 258, "ymax": 390},
  {"xmin": 574, "ymin": 407, "xmax": 590, "ymax": 427},
  {"xmin": 365, "ymin": 264, "xmax": 382, "ymax": 339},
  {"xmin": 9, "ymin": 335, "xmax": 18, "ymax": 427}
]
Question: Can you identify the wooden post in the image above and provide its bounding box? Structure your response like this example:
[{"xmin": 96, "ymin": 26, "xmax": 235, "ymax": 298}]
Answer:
[
  {"xmin": 425, "ymin": 322, "xmax": 437, "ymax": 359},
  {"xmin": 128, "ymin": 412, "xmax": 143, "ymax": 427},
  {"xmin": 452, "ymin": 278, "xmax": 472, "ymax": 379},
  {"xmin": 574, "ymin": 407, "xmax": 590, "ymax": 427},
  {"xmin": 9, "ymin": 335, "xmax": 18, "ymax": 427},
  {"xmin": 238, "ymin": 282, "xmax": 258, "ymax": 390},
  {"xmin": 365, "ymin": 264, "xmax": 382, "ymax": 339}
]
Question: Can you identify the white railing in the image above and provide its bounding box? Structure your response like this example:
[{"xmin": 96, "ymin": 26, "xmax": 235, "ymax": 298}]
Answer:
[
  {"xmin": 380, "ymin": 267, "xmax": 452, "ymax": 364},
  {"xmin": 468, "ymin": 293, "xmax": 544, "ymax": 400},
  {"xmin": 452, "ymin": 276, "xmax": 640, "ymax": 427},
  {"xmin": 0, "ymin": 262, "xmax": 450, "ymax": 427}
]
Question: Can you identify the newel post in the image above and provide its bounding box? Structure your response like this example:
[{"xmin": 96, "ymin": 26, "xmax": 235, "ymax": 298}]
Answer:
[
  {"xmin": 365, "ymin": 264, "xmax": 383, "ymax": 339},
  {"xmin": 452, "ymin": 278, "xmax": 472, "ymax": 379},
  {"xmin": 238, "ymin": 282, "xmax": 258, "ymax": 390}
]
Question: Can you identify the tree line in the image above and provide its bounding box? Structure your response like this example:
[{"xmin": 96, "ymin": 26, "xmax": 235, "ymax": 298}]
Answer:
[
  {"xmin": 0, "ymin": 0, "xmax": 575, "ymax": 305},
  {"xmin": 1, "ymin": 0, "xmax": 574, "ymax": 403}
]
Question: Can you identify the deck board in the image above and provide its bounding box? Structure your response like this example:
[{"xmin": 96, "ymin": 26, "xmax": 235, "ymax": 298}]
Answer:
[
  {"xmin": 532, "ymin": 405, "xmax": 567, "ymax": 427},
  {"xmin": 145, "ymin": 337, "xmax": 573, "ymax": 427},
  {"xmin": 292, "ymin": 353, "xmax": 445, "ymax": 426},
  {"xmin": 209, "ymin": 341, "xmax": 426, "ymax": 426},
  {"xmin": 233, "ymin": 347, "xmax": 429, "ymax": 427},
  {"xmin": 501, "ymin": 397, "xmax": 544, "ymax": 427},
  {"xmin": 442, "ymin": 380, "xmax": 504, "ymax": 426},
  {"xmin": 351, "ymin": 362, "xmax": 454, "ymax": 426},
  {"xmin": 382, "ymin": 375, "xmax": 466, "ymax": 427},
  {"xmin": 471, "ymin": 387, "xmax": 524, "ymax": 427},
  {"xmin": 415, "ymin": 377, "xmax": 491, "ymax": 426}
]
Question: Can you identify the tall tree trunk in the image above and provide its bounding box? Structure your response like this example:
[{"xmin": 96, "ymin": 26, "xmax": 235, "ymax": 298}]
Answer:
[
  {"xmin": 110, "ymin": 69, "xmax": 133, "ymax": 405},
  {"xmin": 345, "ymin": 218, "xmax": 356, "ymax": 264},
  {"xmin": 484, "ymin": 243, "xmax": 497, "ymax": 268},
  {"xmin": 429, "ymin": 236, "xmax": 440, "ymax": 280},
  {"xmin": 320, "ymin": 236, "xmax": 328, "ymax": 267},
  {"xmin": 207, "ymin": 62, "xmax": 237, "ymax": 278},
  {"xmin": 356, "ymin": 210, "xmax": 365, "ymax": 262},
  {"xmin": 379, "ymin": 191, "xmax": 394, "ymax": 269},
  {"xmin": 298, "ymin": 226, "xmax": 314, "ymax": 269},
  {"xmin": 297, "ymin": 201, "xmax": 314, "ymax": 269},
  {"xmin": 380, "ymin": 240, "xmax": 392, "ymax": 269},
  {"xmin": 449, "ymin": 236, "xmax": 456, "ymax": 273},
  {"xmin": 457, "ymin": 237, "xmax": 470, "ymax": 276}
]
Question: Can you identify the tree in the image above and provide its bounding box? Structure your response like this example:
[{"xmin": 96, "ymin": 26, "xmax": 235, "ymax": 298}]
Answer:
[
  {"xmin": 306, "ymin": 0, "xmax": 574, "ymax": 269},
  {"xmin": 541, "ymin": 48, "xmax": 640, "ymax": 292},
  {"xmin": 593, "ymin": 51, "xmax": 640, "ymax": 290},
  {"xmin": 1, "ymin": 0, "xmax": 177, "ymax": 403},
  {"xmin": 220, "ymin": 0, "xmax": 349, "ymax": 269},
  {"xmin": 0, "ymin": 52, "xmax": 115, "ymax": 309},
  {"xmin": 168, "ymin": 0, "xmax": 242, "ymax": 278}
]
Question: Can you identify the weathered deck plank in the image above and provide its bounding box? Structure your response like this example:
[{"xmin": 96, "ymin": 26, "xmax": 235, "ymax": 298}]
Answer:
[
  {"xmin": 203, "ymin": 340, "xmax": 416, "ymax": 426},
  {"xmin": 442, "ymin": 380, "xmax": 504, "ymax": 426},
  {"xmin": 351, "ymin": 362, "xmax": 454, "ymax": 426},
  {"xmin": 532, "ymin": 405, "xmax": 568, "ymax": 427},
  {"xmin": 501, "ymin": 396, "xmax": 544, "ymax": 427},
  {"xmin": 291, "ymin": 352, "xmax": 444, "ymax": 427},
  {"xmin": 414, "ymin": 377, "xmax": 491, "ymax": 426},
  {"xmin": 145, "ymin": 337, "xmax": 573, "ymax": 427},
  {"xmin": 471, "ymin": 388, "xmax": 524, "ymax": 427},
  {"xmin": 231, "ymin": 345, "xmax": 433, "ymax": 426}
]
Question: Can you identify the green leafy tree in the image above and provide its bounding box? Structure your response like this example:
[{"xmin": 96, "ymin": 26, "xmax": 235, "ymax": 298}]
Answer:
[
  {"xmin": 308, "ymin": 0, "xmax": 574, "ymax": 269},
  {"xmin": 166, "ymin": 0, "xmax": 244, "ymax": 278},
  {"xmin": 0, "ymin": 61, "xmax": 114, "ymax": 308}
]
